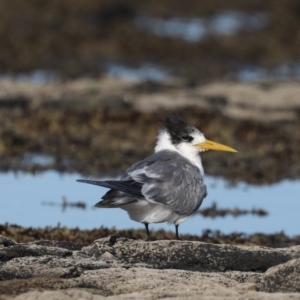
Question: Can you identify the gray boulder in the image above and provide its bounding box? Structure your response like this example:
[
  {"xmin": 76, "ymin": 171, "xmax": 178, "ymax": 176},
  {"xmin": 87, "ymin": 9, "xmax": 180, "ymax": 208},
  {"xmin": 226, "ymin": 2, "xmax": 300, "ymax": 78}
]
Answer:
[{"xmin": 263, "ymin": 258, "xmax": 300, "ymax": 293}]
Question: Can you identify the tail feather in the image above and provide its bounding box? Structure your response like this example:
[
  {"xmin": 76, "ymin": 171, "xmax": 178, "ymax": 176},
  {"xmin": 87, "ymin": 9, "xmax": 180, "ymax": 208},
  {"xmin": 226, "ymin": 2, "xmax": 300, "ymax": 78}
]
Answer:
[
  {"xmin": 76, "ymin": 179, "xmax": 142, "ymax": 196},
  {"xmin": 95, "ymin": 195, "xmax": 137, "ymax": 208},
  {"xmin": 77, "ymin": 179, "xmax": 141, "ymax": 208}
]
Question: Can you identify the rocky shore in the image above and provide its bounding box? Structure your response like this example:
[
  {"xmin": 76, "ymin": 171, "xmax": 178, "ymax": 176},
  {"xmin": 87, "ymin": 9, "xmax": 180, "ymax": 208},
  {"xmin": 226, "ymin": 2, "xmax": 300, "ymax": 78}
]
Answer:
[
  {"xmin": 1, "ymin": 78, "xmax": 300, "ymax": 122},
  {"xmin": 1, "ymin": 78, "xmax": 300, "ymax": 184},
  {"xmin": 1, "ymin": 2, "xmax": 300, "ymax": 298},
  {"xmin": 1, "ymin": 235, "xmax": 300, "ymax": 299}
]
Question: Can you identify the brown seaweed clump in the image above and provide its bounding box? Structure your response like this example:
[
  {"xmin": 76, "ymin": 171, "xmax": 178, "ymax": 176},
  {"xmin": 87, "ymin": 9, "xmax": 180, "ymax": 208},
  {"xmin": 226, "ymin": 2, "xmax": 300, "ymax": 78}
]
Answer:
[{"xmin": 1, "ymin": 223, "xmax": 299, "ymax": 248}]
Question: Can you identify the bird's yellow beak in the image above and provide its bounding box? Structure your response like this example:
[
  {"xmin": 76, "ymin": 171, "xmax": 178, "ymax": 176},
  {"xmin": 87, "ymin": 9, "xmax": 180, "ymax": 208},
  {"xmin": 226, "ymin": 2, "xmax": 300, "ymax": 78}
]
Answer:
[{"xmin": 195, "ymin": 139, "xmax": 237, "ymax": 152}]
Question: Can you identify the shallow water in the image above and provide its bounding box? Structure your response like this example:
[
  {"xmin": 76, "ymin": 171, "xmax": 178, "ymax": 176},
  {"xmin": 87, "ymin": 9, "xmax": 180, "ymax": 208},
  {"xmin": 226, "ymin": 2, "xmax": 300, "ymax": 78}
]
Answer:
[
  {"xmin": 135, "ymin": 11, "xmax": 269, "ymax": 42},
  {"xmin": 0, "ymin": 70, "xmax": 60, "ymax": 85},
  {"xmin": 104, "ymin": 60, "xmax": 300, "ymax": 83},
  {"xmin": 105, "ymin": 63, "xmax": 170, "ymax": 82},
  {"xmin": 1, "ymin": 171, "xmax": 299, "ymax": 236},
  {"xmin": 227, "ymin": 61, "xmax": 300, "ymax": 82}
]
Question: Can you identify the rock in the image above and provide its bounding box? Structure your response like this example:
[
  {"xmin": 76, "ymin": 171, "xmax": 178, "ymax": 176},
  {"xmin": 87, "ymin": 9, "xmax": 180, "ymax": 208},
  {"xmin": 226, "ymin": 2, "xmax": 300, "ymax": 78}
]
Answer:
[
  {"xmin": 0, "ymin": 256, "xmax": 82, "ymax": 280},
  {"xmin": 32, "ymin": 240, "xmax": 88, "ymax": 251},
  {"xmin": 75, "ymin": 268, "xmax": 243, "ymax": 298},
  {"xmin": 1, "ymin": 78, "xmax": 300, "ymax": 121},
  {"xmin": 0, "ymin": 237, "xmax": 300, "ymax": 299},
  {"xmin": 0, "ymin": 234, "xmax": 17, "ymax": 248},
  {"xmin": 0, "ymin": 243, "xmax": 72, "ymax": 262},
  {"xmin": 262, "ymin": 258, "xmax": 300, "ymax": 293},
  {"xmin": 11, "ymin": 280, "xmax": 300, "ymax": 300},
  {"xmin": 13, "ymin": 289, "xmax": 106, "ymax": 300},
  {"xmin": 197, "ymin": 81, "xmax": 300, "ymax": 121},
  {"xmin": 86, "ymin": 237, "xmax": 300, "ymax": 272}
]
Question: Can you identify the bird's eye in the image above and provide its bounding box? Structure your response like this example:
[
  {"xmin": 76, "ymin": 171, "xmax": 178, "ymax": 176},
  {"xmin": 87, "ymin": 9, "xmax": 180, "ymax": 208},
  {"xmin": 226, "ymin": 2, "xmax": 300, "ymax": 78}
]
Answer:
[{"xmin": 181, "ymin": 135, "xmax": 191, "ymax": 141}]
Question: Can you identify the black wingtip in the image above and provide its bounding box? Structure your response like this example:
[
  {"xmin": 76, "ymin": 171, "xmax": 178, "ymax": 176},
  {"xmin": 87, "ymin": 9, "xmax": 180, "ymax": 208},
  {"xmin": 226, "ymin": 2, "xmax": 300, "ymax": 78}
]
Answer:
[
  {"xmin": 77, "ymin": 179, "xmax": 89, "ymax": 184},
  {"xmin": 76, "ymin": 179, "xmax": 107, "ymax": 187}
]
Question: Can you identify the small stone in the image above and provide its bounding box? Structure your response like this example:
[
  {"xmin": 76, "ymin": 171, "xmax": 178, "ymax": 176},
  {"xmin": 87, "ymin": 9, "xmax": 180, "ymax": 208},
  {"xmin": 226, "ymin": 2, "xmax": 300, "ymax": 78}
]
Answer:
[{"xmin": 100, "ymin": 251, "xmax": 116, "ymax": 260}]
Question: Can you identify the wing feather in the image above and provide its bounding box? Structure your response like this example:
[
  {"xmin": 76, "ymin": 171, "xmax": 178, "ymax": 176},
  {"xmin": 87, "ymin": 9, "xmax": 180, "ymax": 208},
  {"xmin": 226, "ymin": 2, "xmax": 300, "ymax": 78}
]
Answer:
[
  {"xmin": 77, "ymin": 150, "xmax": 207, "ymax": 215},
  {"xmin": 126, "ymin": 151, "xmax": 207, "ymax": 215}
]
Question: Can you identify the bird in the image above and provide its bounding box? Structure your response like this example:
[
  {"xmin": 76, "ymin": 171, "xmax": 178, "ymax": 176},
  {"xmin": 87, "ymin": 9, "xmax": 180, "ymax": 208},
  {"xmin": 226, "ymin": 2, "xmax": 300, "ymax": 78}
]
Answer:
[{"xmin": 77, "ymin": 116, "xmax": 237, "ymax": 240}]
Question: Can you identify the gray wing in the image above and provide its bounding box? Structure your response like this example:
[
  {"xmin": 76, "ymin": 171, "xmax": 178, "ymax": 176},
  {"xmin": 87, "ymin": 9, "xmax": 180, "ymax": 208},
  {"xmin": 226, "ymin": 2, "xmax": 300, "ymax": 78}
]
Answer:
[
  {"xmin": 80, "ymin": 150, "xmax": 207, "ymax": 215},
  {"xmin": 126, "ymin": 151, "xmax": 207, "ymax": 216}
]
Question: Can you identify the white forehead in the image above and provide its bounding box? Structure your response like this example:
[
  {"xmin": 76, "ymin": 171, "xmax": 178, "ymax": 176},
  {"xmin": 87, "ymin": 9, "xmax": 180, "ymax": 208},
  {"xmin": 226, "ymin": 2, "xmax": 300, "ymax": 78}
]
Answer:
[
  {"xmin": 191, "ymin": 129, "xmax": 206, "ymax": 144},
  {"xmin": 155, "ymin": 127, "xmax": 206, "ymax": 152}
]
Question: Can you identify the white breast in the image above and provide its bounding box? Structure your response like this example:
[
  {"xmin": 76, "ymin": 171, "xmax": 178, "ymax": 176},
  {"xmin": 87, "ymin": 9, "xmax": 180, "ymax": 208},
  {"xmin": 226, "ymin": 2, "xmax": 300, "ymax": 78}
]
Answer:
[{"xmin": 121, "ymin": 201, "xmax": 190, "ymax": 225}]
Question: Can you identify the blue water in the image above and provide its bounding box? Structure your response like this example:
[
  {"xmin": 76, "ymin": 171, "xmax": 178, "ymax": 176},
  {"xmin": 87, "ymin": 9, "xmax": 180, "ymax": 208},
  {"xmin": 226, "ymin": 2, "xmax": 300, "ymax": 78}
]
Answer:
[
  {"xmin": 105, "ymin": 63, "xmax": 170, "ymax": 83},
  {"xmin": 1, "ymin": 171, "xmax": 299, "ymax": 236},
  {"xmin": 227, "ymin": 61, "xmax": 300, "ymax": 82},
  {"xmin": 135, "ymin": 11, "xmax": 269, "ymax": 43},
  {"xmin": 0, "ymin": 70, "xmax": 60, "ymax": 85},
  {"xmin": 105, "ymin": 60, "xmax": 300, "ymax": 83}
]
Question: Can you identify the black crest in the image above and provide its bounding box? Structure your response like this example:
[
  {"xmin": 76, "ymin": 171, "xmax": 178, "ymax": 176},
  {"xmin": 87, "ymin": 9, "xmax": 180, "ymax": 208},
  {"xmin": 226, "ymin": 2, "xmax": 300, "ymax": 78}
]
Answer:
[{"xmin": 161, "ymin": 116, "xmax": 195, "ymax": 145}]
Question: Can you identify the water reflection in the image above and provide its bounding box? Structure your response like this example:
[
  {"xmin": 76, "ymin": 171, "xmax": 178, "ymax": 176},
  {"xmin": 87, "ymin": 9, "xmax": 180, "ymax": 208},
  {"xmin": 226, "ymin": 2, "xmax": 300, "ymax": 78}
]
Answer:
[
  {"xmin": 103, "ymin": 60, "xmax": 300, "ymax": 83},
  {"xmin": 198, "ymin": 202, "xmax": 268, "ymax": 218},
  {"xmin": 1, "ymin": 171, "xmax": 299, "ymax": 236},
  {"xmin": 21, "ymin": 153, "xmax": 55, "ymax": 167},
  {"xmin": 227, "ymin": 61, "xmax": 300, "ymax": 81},
  {"xmin": 0, "ymin": 70, "xmax": 60, "ymax": 85},
  {"xmin": 135, "ymin": 11, "xmax": 269, "ymax": 42},
  {"xmin": 105, "ymin": 63, "xmax": 170, "ymax": 82},
  {"xmin": 42, "ymin": 196, "xmax": 86, "ymax": 212}
]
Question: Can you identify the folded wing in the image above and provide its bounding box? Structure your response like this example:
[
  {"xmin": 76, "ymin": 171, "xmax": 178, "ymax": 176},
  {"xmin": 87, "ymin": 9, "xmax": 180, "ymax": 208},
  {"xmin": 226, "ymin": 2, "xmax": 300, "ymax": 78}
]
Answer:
[{"xmin": 77, "ymin": 150, "xmax": 207, "ymax": 215}]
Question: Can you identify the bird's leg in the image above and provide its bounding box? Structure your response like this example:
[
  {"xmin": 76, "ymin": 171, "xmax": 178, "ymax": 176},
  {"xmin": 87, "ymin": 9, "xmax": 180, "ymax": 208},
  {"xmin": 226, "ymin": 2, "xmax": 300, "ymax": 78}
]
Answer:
[
  {"xmin": 144, "ymin": 223, "xmax": 150, "ymax": 241},
  {"xmin": 175, "ymin": 224, "xmax": 180, "ymax": 240}
]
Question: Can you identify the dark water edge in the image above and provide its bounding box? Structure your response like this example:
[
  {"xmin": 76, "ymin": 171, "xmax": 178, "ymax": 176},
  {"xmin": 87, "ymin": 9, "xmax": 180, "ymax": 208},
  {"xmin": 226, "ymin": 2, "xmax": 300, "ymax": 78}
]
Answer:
[{"xmin": 1, "ymin": 224, "xmax": 299, "ymax": 248}]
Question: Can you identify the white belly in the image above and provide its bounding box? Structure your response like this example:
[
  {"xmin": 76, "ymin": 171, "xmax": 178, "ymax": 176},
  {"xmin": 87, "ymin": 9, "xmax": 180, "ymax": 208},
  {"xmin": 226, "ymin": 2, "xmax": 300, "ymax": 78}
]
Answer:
[{"xmin": 121, "ymin": 201, "xmax": 189, "ymax": 225}]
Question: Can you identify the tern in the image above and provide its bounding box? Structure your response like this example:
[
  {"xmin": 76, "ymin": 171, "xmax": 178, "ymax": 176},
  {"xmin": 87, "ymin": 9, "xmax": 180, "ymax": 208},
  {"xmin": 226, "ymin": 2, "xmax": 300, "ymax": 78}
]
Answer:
[{"xmin": 77, "ymin": 116, "xmax": 237, "ymax": 240}]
